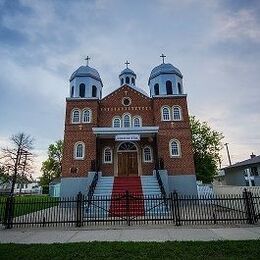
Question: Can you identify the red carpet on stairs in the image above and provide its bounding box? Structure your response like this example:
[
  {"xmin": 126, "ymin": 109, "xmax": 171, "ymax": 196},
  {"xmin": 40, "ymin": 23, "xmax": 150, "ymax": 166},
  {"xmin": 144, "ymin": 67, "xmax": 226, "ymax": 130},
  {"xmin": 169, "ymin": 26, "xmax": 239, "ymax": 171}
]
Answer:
[{"xmin": 109, "ymin": 177, "xmax": 144, "ymax": 217}]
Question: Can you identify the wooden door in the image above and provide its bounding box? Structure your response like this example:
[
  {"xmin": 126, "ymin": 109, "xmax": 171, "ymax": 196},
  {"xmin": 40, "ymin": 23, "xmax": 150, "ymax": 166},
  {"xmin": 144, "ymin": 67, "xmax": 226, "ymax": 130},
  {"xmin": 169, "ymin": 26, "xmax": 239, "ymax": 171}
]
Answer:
[{"xmin": 118, "ymin": 152, "xmax": 138, "ymax": 176}]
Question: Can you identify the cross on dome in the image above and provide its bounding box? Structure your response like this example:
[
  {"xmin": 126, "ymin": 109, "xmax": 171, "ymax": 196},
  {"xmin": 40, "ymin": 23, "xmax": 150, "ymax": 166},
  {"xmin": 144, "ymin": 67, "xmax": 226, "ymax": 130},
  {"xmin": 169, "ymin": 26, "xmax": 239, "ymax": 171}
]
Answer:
[
  {"xmin": 125, "ymin": 60, "xmax": 130, "ymax": 68},
  {"xmin": 160, "ymin": 53, "xmax": 166, "ymax": 64},
  {"xmin": 85, "ymin": 56, "xmax": 91, "ymax": 66}
]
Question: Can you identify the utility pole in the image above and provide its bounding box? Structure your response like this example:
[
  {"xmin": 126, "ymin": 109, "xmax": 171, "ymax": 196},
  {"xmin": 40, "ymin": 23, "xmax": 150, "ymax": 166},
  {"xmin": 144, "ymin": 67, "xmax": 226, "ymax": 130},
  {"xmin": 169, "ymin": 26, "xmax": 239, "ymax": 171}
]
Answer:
[{"xmin": 224, "ymin": 143, "xmax": 232, "ymax": 166}]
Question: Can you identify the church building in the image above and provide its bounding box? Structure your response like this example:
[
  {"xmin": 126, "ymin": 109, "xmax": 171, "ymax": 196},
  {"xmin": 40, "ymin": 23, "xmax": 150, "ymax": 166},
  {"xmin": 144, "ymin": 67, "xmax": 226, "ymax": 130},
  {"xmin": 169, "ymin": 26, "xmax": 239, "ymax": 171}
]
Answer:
[{"xmin": 60, "ymin": 55, "xmax": 197, "ymax": 197}]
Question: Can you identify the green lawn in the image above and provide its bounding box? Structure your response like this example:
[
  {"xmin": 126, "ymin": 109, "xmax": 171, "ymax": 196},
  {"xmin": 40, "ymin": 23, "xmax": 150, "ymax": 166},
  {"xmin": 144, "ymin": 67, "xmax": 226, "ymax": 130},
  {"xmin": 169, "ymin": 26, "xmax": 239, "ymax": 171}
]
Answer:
[
  {"xmin": 0, "ymin": 240, "xmax": 260, "ymax": 260},
  {"xmin": 0, "ymin": 241, "xmax": 260, "ymax": 260},
  {"xmin": 0, "ymin": 195, "xmax": 58, "ymax": 219}
]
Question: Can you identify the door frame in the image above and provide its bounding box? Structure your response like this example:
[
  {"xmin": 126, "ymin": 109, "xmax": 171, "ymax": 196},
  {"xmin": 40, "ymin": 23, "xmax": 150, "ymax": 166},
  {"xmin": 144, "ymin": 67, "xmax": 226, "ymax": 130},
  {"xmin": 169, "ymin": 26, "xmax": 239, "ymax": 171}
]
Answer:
[{"xmin": 114, "ymin": 141, "xmax": 142, "ymax": 177}]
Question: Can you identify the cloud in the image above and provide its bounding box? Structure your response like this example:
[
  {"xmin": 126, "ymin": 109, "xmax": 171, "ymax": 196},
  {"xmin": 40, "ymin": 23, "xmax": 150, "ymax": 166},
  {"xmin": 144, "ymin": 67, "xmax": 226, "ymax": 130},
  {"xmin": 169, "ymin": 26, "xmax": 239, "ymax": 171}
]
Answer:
[{"xmin": 213, "ymin": 9, "xmax": 260, "ymax": 43}]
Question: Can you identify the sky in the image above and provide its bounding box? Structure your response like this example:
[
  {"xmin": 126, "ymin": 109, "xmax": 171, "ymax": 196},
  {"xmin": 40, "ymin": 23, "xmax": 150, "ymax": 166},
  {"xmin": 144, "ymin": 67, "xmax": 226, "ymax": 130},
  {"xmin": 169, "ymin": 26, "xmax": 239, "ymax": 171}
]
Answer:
[{"xmin": 0, "ymin": 0, "xmax": 259, "ymax": 176}]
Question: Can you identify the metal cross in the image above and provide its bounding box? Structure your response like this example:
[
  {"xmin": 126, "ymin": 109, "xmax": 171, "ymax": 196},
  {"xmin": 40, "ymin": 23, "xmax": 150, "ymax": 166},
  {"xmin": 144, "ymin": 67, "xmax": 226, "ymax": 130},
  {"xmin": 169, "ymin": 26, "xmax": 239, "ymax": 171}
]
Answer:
[
  {"xmin": 160, "ymin": 53, "xmax": 166, "ymax": 64},
  {"xmin": 125, "ymin": 60, "xmax": 130, "ymax": 68},
  {"xmin": 85, "ymin": 56, "xmax": 91, "ymax": 66}
]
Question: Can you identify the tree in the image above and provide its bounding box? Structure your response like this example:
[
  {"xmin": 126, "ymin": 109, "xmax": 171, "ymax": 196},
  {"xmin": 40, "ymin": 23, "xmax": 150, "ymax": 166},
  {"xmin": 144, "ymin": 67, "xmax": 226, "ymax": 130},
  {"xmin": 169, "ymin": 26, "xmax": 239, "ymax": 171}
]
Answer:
[
  {"xmin": 40, "ymin": 140, "xmax": 63, "ymax": 187},
  {"xmin": 190, "ymin": 116, "xmax": 224, "ymax": 183},
  {"xmin": 0, "ymin": 133, "xmax": 34, "ymax": 195}
]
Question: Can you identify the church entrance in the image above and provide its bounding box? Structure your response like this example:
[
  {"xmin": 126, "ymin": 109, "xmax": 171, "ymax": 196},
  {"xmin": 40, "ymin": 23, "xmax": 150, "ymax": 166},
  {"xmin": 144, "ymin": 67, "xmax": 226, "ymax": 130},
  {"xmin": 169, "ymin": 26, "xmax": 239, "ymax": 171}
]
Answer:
[{"xmin": 117, "ymin": 142, "xmax": 138, "ymax": 176}]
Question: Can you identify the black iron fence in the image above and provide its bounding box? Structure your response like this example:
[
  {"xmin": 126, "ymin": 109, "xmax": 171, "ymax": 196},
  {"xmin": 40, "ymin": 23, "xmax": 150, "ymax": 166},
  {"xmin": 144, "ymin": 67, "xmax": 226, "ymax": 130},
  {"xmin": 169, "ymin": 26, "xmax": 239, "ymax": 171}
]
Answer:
[{"xmin": 1, "ymin": 189, "xmax": 259, "ymax": 229}]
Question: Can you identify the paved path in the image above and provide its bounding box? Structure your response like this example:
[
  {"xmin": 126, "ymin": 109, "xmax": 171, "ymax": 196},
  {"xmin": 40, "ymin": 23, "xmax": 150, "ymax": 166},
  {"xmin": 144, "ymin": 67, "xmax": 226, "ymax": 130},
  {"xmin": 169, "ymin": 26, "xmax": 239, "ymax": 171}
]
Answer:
[{"xmin": 0, "ymin": 226, "xmax": 260, "ymax": 243}]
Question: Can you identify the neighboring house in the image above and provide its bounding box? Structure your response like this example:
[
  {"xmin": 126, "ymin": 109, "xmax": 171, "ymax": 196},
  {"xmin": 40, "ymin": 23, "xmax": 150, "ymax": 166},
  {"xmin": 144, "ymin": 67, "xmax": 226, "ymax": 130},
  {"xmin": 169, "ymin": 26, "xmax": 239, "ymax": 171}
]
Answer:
[
  {"xmin": 0, "ymin": 178, "xmax": 42, "ymax": 194},
  {"xmin": 222, "ymin": 154, "xmax": 260, "ymax": 186},
  {"xmin": 14, "ymin": 181, "xmax": 42, "ymax": 194},
  {"xmin": 49, "ymin": 178, "xmax": 61, "ymax": 197},
  {"xmin": 0, "ymin": 178, "xmax": 11, "ymax": 193}
]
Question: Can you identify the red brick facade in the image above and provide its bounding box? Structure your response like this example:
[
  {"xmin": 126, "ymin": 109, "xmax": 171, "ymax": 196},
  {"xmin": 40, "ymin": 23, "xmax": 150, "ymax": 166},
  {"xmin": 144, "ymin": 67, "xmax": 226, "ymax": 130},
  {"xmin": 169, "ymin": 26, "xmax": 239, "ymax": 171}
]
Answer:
[{"xmin": 62, "ymin": 85, "xmax": 195, "ymax": 178}]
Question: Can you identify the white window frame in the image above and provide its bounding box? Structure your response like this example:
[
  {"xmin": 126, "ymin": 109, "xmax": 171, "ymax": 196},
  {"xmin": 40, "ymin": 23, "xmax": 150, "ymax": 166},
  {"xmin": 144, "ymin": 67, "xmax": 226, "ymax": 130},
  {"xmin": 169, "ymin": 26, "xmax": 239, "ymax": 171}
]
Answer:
[
  {"xmin": 133, "ymin": 116, "xmax": 142, "ymax": 127},
  {"xmin": 123, "ymin": 113, "xmax": 131, "ymax": 128},
  {"xmin": 74, "ymin": 142, "xmax": 85, "ymax": 160},
  {"xmin": 172, "ymin": 106, "xmax": 182, "ymax": 121},
  {"xmin": 143, "ymin": 146, "xmax": 153, "ymax": 162},
  {"xmin": 161, "ymin": 106, "xmax": 171, "ymax": 121},
  {"xmin": 169, "ymin": 139, "xmax": 181, "ymax": 158},
  {"xmin": 71, "ymin": 109, "xmax": 81, "ymax": 124},
  {"xmin": 103, "ymin": 147, "xmax": 113, "ymax": 164},
  {"xmin": 82, "ymin": 108, "xmax": 92, "ymax": 123},
  {"xmin": 112, "ymin": 117, "xmax": 121, "ymax": 128}
]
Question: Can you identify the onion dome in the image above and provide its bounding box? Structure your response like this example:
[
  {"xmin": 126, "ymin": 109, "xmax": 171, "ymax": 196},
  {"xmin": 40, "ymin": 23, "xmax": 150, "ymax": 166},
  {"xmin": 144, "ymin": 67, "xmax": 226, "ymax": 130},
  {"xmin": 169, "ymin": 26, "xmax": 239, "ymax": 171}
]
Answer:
[
  {"xmin": 148, "ymin": 63, "xmax": 182, "ymax": 84},
  {"xmin": 70, "ymin": 65, "xmax": 102, "ymax": 83},
  {"xmin": 119, "ymin": 67, "xmax": 136, "ymax": 78}
]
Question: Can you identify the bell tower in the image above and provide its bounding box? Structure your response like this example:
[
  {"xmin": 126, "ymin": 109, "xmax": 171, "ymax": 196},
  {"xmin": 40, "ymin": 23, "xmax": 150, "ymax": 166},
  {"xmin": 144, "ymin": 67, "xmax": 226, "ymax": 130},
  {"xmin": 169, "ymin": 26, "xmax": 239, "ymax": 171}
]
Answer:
[
  {"xmin": 69, "ymin": 56, "xmax": 103, "ymax": 99},
  {"xmin": 119, "ymin": 61, "xmax": 137, "ymax": 87},
  {"xmin": 148, "ymin": 54, "xmax": 184, "ymax": 97}
]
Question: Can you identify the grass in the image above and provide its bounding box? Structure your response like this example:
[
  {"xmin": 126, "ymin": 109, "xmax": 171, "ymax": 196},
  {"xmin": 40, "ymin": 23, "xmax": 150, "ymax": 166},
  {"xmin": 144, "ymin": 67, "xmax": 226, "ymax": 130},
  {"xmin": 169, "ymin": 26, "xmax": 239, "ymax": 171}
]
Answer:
[
  {"xmin": 0, "ymin": 240, "xmax": 260, "ymax": 259},
  {"xmin": 0, "ymin": 195, "xmax": 58, "ymax": 219}
]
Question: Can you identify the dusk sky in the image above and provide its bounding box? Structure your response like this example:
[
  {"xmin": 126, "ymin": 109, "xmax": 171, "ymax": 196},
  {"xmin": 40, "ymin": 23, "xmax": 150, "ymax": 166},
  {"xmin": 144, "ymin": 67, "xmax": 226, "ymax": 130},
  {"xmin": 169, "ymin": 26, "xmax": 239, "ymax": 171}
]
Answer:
[{"xmin": 0, "ymin": 0, "xmax": 259, "ymax": 176}]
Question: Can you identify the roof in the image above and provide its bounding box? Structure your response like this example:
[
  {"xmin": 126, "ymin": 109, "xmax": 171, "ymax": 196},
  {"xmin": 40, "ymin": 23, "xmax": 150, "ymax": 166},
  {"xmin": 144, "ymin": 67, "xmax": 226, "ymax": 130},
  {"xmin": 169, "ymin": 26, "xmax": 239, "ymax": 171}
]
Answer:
[
  {"xmin": 149, "ymin": 63, "xmax": 183, "ymax": 84},
  {"xmin": 223, "ymin": 155, "xmax": 260, "ymax": 170},
  {"xmin": 119, "ymin": 68, "xmax": 136, "ymax": 77},
  {"xmin": 102, "ymin": 84, "xmax": 149, "ymax": 99},
  {"xmin": 70, "ymin": 65, "xmax": 102, "ymax": 82},
  {"xmin": 49, "ymin": 178, "xmax": 61, "ymax": 185}
]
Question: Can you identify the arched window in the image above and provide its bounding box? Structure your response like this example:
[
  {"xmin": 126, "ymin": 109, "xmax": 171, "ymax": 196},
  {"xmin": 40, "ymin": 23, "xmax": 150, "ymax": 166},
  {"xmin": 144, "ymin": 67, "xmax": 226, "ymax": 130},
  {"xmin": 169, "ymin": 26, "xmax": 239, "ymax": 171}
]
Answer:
[
  {"xmin": 143, "ymin": 146, "xmax": 153, "ymax": 162},
  {"xmin": 72, "ymin": 109, "xmax": 81, "ymax": 123},
  {"xmin": 166, "ymin": 81, "xmax": 173, "ymax": 95},
  {"xmin": 79, "ymin": 83, "xmax": 85, "ymax": 97},
  {"xmin": 131, "ymin": 77, "xmax": 135, "ymax": 85},
  {"xmin": 169, "ymin": 139, "xmax": 181, "ymax": 157},
  {"xmin": 161, "ymin": 106, "xmax": 171, "ymax": 121},
  {"xmin": 82, "ymin": 109, "xmax": 91, "ymax": 123},
  {"xmin": 118, "ymin": 142, "xmax": 137, "ymax": 151},
  {"xmin": 74, "ymin": 142, "xmax": 85, "ymax": 159},
  {"xmin": 123, "ymin": 114, "xmax": 131, "ymax": 127},
  {"xmin": 133, "ymin": 116, "xmax": 142, "ymax": 127},
  {"xmin": 178, "ymin": 83, "xmax": 182, "ymax": 94},
  {"xmin": 71, "ymin": 86, "xmax": 74, "ymax": 97},
  {"xmin": 172, "ymin": 106, "xmax": 182, "ymax": 121},
  {"xmin": 126, "ymin": 76, "xmax": 130, "ymax": 84},
  {"xmin": 121, "ymin": 78, "xmax": 124, "ymax": 85},
  {"xmin": 154, "ymin": 84, "xmax": 159, "ymax": 95},
  {"xmin": 92, "ymin": 85, "xmax": 97, "ymax": 97},
  {"xmin": 103, "ymin": 147, "xmax": 112, "ymax": 163},
  {"xmin": 113, "ymin": 117, "xmax": 121, "ymax": 128}
]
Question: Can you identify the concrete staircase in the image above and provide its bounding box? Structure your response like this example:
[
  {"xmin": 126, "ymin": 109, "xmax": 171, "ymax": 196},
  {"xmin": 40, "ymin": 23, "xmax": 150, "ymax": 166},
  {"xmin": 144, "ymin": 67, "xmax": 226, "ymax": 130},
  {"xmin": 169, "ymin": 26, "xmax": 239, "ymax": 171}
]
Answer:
[
  {"xmin": 141, "ymin": 175, "xmax": 168, "ymax": 215},
  {"xmin": 93, "ymin": 176, "xmax": 114, "ymax": 196},
  {"xmin": 86, "ymin": 175, "xmax": 168, "ymax": 217},
  {"xmin": 85, "ymin": 177, "xmax": 114, "ymax": 217},
  {"xmin": 141, "ymin": 176, "xmax": 161, "ymax": 195}
]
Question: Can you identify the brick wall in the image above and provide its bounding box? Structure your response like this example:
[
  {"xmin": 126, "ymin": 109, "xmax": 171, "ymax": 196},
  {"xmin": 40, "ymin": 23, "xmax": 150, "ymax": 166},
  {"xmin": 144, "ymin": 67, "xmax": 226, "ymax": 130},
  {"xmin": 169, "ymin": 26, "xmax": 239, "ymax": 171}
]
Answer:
[{"xmin": 62, "ymin": 85, "xmax": 195, "ymax": 178}]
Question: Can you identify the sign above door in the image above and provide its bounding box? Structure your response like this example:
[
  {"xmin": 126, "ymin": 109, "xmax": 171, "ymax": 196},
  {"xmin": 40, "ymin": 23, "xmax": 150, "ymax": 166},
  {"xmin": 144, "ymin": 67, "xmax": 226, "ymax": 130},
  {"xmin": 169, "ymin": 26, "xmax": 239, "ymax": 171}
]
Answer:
[{"xmin": 115, "ymin": 134, "xmax": 140, "ymax": 141}]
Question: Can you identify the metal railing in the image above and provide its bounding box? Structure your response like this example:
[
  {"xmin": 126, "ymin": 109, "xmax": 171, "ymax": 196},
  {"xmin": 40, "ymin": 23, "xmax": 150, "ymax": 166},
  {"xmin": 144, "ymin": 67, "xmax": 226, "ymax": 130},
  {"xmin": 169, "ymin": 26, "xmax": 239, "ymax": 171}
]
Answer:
[{"xmin": 1, "ymin": 189, "xmax": 259, "ymax": 229}]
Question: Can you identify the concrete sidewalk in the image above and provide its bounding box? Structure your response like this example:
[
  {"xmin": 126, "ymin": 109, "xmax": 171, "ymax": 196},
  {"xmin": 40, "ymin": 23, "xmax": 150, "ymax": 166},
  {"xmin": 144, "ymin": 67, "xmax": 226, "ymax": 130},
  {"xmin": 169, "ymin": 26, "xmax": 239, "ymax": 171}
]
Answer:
[{"xmin": 0, "ymin": 226, "xmax": 260, "ymax": 243}]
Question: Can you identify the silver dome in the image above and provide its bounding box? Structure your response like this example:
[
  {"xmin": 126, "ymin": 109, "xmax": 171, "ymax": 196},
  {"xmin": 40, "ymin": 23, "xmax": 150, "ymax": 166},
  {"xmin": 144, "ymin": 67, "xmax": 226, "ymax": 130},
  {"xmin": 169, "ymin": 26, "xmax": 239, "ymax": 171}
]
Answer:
[
  {"xmin": 119, "ymin": 68, "xmax": 136, "ymax": 77},
  {"xmin": 70, "ymin": 65, "xmax": 102, "ymax": 82},
  {"xmin": 149, "ymin": 63, "xmax": 182, "ymax": 83}
]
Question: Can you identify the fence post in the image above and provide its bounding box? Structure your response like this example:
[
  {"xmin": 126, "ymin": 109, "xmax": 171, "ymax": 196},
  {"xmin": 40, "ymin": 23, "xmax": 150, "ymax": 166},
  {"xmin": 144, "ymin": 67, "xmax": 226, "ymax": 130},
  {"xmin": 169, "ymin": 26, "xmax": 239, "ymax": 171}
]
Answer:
[
  {"xmin": 4, "ymin": 195, "xmax": 14, "ymax": 229},
  {"xmin": 243, "ymin": 189, "xmax": 256, "ymax": 224},
  {"xmin": 169, "ymin": 193, "xmax": 175, "ymax": 224},
  {"xmin": 173, "ymin": 191, "xmax": 181, "ymax": 226},
  {"xmin": 76, "ymin": 192, "xmax": 83, "ymax": 227},
  {"xmin": 126, "ymin": 191, "xmax": 130, "ymax": 226}
]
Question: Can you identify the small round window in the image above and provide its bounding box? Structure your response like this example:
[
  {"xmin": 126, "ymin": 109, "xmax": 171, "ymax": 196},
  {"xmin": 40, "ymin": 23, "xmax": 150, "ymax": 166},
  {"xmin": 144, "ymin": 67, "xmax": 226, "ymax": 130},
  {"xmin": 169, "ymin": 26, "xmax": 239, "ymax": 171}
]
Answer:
[{"xmin": 122, "ymin": 97, "xmax": 131, "ymax": 106}]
